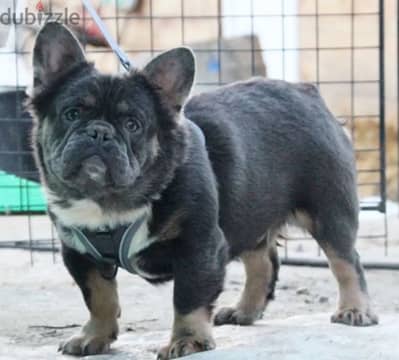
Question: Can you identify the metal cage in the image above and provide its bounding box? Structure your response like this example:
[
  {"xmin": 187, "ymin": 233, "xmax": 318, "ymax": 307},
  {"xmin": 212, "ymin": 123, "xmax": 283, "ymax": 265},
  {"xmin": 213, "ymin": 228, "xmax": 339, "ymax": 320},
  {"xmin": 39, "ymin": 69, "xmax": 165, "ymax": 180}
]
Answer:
[{"xmin": 0, "ymin": 0, "xmax": 396, "ymax": 268}]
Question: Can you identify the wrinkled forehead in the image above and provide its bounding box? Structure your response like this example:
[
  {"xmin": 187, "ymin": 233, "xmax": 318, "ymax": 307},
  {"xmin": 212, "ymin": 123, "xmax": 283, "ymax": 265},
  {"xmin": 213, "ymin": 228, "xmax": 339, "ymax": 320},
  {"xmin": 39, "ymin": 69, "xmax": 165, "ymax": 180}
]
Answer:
[{"xmin": 54, "ymin": 74, "xmax": 157, "ymax": 116}]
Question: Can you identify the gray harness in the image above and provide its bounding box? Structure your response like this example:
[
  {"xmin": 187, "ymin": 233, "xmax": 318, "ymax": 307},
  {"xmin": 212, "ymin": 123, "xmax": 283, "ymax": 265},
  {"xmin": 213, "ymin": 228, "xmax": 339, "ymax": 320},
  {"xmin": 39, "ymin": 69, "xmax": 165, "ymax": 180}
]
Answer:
[{"xmin": 58, "ymin": 214, "xmax": 151, "ymax": 278}]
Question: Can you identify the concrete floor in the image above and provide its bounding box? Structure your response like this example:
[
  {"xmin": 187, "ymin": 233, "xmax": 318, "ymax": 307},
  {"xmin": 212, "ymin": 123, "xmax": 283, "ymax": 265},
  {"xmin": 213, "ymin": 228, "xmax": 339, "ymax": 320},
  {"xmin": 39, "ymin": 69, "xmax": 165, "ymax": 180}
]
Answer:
[
  {"xmin": 0, "ymin": 250, "xmax": 398, "ymax": 360},
  {"xmin": 1, "ymin": 314, "xmax": 398, "ymax": 360}
]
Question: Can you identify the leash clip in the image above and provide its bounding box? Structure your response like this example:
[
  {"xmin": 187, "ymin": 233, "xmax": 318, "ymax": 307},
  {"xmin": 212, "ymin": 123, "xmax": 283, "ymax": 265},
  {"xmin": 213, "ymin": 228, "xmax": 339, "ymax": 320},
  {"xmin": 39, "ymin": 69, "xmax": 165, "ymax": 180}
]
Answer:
[{"xmin": 81, "ymin": 0, "xmax": 132, "ymax": 71}]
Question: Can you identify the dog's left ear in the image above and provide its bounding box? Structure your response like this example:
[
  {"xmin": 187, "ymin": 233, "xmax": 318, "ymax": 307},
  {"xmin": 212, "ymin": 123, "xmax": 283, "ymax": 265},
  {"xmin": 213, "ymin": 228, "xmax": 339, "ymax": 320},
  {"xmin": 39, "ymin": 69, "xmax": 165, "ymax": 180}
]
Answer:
[
  {"xmin": 142, "ymin": 47, "xmax": 195, "ymax": 111},
  {"xmin": 33, "ymin": 22, "xmax": 86, "ymax": 89}
]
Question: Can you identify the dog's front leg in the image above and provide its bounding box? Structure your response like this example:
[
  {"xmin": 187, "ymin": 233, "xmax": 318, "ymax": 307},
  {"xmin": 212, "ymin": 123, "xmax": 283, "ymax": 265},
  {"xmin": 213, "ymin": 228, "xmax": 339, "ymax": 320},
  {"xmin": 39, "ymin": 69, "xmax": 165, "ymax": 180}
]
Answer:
[
  {"xmin": 59, "ymin": 245, "xmax": 120, "ymax": 356},
  {"xmin": 158, "ymin": 307, "xmax": 214, "ymax": 360},
  {"xmin": 158, "ymin": 226, "xmax": 227, "ymax": 359}
]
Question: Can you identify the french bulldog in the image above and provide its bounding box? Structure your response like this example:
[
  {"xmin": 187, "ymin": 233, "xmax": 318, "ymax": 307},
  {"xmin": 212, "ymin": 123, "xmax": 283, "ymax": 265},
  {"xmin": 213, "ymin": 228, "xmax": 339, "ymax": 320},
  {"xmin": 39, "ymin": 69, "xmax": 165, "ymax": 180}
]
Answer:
[{"xmin": 28, "ymin": 22, "xmax": 378, "ymax": 359}]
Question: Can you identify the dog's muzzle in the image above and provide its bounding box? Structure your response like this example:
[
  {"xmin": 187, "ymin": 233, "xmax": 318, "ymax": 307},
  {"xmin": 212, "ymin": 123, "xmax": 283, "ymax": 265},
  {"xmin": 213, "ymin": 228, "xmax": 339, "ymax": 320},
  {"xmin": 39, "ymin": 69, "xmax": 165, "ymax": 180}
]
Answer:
[{"xmin": 57, "ymin": 122, "xmax": 136, "ymax": 188}]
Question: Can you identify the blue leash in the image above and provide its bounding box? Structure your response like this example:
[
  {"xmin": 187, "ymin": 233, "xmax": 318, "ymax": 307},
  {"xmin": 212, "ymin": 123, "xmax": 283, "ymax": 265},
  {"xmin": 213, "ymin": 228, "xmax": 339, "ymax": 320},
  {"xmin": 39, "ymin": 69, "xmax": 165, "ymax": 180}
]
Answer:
[{"xmin": 81, "ymin": 0, "xmax": 132, "ymax": 71}]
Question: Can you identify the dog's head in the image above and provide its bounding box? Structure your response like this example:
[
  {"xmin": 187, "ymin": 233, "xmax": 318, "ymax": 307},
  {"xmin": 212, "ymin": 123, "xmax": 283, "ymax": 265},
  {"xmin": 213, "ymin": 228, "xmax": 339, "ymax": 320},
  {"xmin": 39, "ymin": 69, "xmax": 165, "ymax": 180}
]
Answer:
[{"xmin": 29, "ymin": 22, "xmax": 195, "ymax": 209}]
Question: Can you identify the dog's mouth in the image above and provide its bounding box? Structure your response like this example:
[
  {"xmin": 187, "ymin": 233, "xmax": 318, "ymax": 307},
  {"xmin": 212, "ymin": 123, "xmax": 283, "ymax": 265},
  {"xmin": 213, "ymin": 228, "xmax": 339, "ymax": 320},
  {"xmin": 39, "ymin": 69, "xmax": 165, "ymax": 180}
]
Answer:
[{"xmin": 80, "ymin": 155, "xmax": 108, "ymax": 185}]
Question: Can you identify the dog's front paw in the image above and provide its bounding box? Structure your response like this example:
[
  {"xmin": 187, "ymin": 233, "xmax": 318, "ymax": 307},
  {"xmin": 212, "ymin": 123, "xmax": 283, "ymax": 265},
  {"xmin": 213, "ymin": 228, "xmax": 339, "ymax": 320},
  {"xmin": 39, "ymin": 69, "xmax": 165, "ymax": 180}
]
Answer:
[
  {"xmin": 59, "ymin": 319, "xmax": 118, "ymax": 356},
  {"xmin": 157, "ymin": 336, "xmax": 215, "ymax": 360},
  {"xmin": 59, "ymin": 333, "xmax": 113, "ymax": 356},
  {"xmin": 214, "ymin": 307, "xmax": 261, "ymax": 326},
  {"xmin": 331, "ymin": 308, "xmax": 379, "ymax": 327}
]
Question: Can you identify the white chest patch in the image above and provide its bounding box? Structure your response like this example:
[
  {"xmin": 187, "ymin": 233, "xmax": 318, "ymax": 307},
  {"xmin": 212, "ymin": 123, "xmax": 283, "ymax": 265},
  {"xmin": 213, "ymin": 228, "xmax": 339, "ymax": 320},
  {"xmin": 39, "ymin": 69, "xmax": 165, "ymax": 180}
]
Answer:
[
  {"xmin": 47, "ymin": 191, "xmax": 164, "ymax": 279},
  {"xmin": 47, "ymin": 192, "xmax": 151, "ymax": 230}
]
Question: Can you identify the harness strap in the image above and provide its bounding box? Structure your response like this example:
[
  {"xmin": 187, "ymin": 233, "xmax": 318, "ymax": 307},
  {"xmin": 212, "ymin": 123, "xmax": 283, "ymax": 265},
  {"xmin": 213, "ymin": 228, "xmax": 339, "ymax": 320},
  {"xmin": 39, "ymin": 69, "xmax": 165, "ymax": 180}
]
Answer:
[
  {"xmin": 119, "ymin": 216, "xmax": 148, "ymax": 273},
  {"xmin": 98, "ymin": 262, "xmax": 119, "ymax": 280},
  {"xmin": 62, "ymin": 214, "xmax": 148, "ymax": 279},
  {"xmin": 71, "ymin": 225, "xmax": 128, "ymax": 266}
]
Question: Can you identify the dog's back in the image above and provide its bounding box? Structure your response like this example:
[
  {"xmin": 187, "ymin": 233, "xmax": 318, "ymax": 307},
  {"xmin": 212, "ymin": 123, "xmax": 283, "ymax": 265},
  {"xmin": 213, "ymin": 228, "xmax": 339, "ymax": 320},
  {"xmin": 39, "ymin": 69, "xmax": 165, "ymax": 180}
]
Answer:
[{"xmin": 185, "ymin": 78, "xmax": 358, "ymax": 257}]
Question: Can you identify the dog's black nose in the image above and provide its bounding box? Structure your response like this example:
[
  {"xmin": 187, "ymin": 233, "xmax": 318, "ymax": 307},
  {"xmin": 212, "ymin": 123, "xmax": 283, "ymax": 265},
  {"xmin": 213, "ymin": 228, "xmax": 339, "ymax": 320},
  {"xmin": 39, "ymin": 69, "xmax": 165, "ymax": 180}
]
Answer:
[{"xmin": 86, "ymin": 122, "xmax": 114, "ymax": 143}]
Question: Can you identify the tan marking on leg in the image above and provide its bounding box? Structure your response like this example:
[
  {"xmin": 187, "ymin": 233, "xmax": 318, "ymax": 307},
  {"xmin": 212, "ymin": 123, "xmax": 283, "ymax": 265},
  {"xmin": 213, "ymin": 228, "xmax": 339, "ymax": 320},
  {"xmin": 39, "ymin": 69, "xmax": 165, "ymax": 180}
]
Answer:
[
  {"xmin": 237, "ymin": 246, "xmax": 273, "ymax": 316},
  {"xmin": 60, "ymin": 270, "xmax": 120, "ymax": 355},
  {"xmin": 292, "ymin": 209, "xmax": 365, "ymax": 310},
  {"xmin": 324, "ymin": 247, "xmax": 378, "ymax": 326},
  {"xmin": 326, "ymin": 250, "xmax": 367, "ymax": 310},
  {"xmin": 172, "ymin": 307, "xmax": 212, "ymax": 341},
  {"xmin": 84, "ymin": 270, "xmax": 120, "ymax": 336},
  {"xmin": 158, "ymin": 307, "xmax": 215, "ymax": 360},
  {"xmin": 291, "ymin": 209, "xmax": 377, "ymax": 326},
  {"xmin": 214, "ymin": 238, "xmax": 278, "ymax": 326}
]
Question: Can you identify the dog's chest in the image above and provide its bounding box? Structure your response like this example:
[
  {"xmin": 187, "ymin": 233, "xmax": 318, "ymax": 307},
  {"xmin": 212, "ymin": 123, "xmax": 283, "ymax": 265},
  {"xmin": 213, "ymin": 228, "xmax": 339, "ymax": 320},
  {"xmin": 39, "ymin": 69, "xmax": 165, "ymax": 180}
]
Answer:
[
  {"xmin": 49, "ymin": 197, "xmax": 150, "ymax": 230},
  {"xmin": 51, "ymin": 198, "xmax": 163, "ymax": 278}
]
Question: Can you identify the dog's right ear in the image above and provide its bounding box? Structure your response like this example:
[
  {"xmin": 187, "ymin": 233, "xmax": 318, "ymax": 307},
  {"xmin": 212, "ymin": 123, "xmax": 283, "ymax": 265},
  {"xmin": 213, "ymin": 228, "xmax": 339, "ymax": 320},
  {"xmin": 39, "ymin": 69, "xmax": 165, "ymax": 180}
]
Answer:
[{"xmin": 33, "ymin": 22, "xmax": 86, "ymax": 89}]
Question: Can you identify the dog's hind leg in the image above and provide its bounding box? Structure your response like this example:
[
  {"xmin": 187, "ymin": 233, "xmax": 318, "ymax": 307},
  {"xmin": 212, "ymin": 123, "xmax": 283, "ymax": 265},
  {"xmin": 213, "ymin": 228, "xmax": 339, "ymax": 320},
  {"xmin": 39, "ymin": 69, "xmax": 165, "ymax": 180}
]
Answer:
[
  {"xmin": 297, "ymin": 209, "xmax": 378, "ymax": 327},
  {"xmin": 214, "ymin": 236, "xmax": 279, "ymax": 326},
  {"xmin": 325, "ymin": 246, "xmax": 378, "ymax": 326},
  {"xmin": 59, "ymin": 245, "xmax": 120, "ymax": 355}
]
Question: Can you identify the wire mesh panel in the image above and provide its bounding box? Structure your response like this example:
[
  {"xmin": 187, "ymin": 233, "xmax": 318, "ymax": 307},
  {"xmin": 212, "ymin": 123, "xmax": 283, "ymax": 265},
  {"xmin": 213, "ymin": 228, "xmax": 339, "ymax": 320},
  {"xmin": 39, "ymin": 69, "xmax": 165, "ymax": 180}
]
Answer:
[{"xmin": 0, "ymin": 0, "xmax": 394, "ymax": 266}]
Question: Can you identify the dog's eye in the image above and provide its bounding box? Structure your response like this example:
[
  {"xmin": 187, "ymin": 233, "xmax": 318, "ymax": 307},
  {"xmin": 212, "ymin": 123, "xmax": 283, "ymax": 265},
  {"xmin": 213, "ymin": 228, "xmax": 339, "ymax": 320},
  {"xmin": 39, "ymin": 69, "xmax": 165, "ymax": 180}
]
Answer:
[
  {"xmin": 64, "ymin": 108, "xmax": 81, "ymax": 122},
  {"xmin": 125, "ymin": 118, "xmax": 141, "ymax": 133}
]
